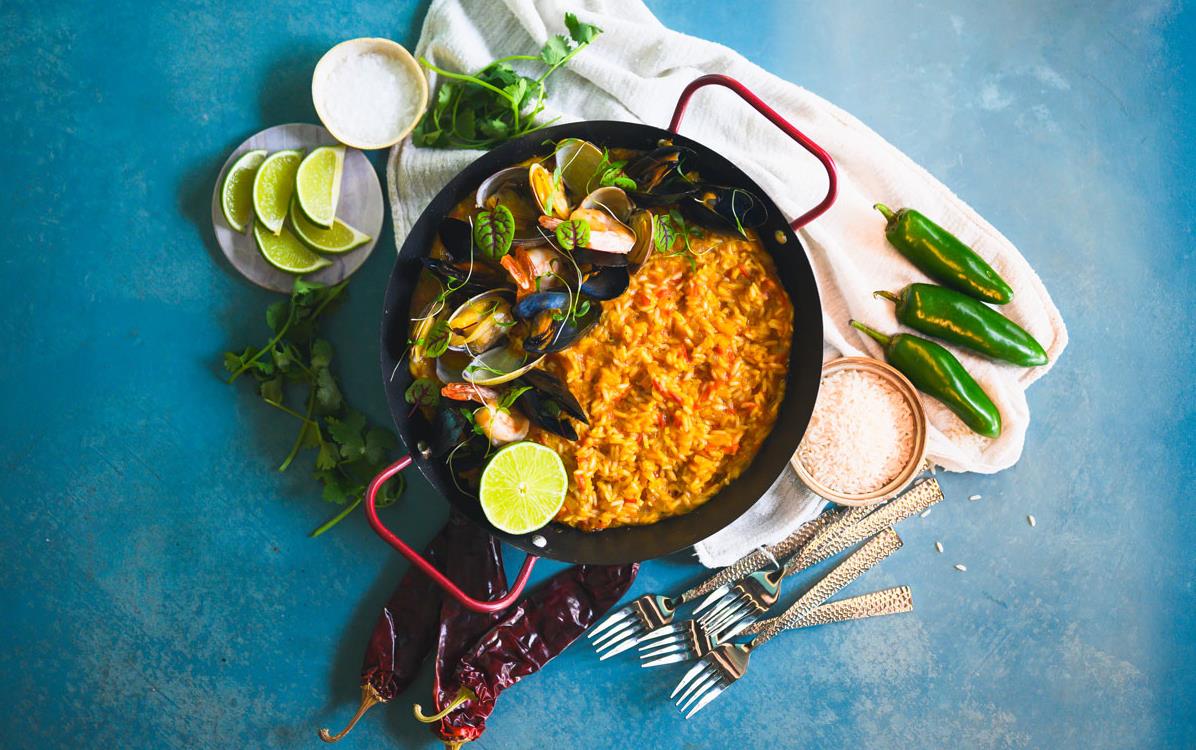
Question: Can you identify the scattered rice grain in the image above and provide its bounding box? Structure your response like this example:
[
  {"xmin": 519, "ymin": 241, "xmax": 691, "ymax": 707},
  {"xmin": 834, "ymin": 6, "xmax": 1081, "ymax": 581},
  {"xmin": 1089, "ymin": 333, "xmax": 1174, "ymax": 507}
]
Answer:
[
  {"xmin": 920, "ymin": 508, "xmax": 932, "ymax": 518},
  {"xmin": 934, "ymin": 541, "xmax": 943, "ymax": 553},
  {"xmin": 1027, "ymin": 515, "xmax": 1037, "ymax": 527},
  {"xmin": 954, "ymin": 564, "xmax": 967, "ymax": 572},
  {"xmin": 969, "ymin": 494, "xmax": 982, "ymax": 501}
]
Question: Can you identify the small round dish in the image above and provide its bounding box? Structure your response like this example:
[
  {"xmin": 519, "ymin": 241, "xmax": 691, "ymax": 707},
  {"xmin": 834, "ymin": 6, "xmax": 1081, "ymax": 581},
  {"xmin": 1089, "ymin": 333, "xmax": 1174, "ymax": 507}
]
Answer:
[
  {"xmin": 791, "ymin": 356, "xmax": 928, "ymax": 507},
  {"xmin": 312, "ymin": 38, "xmax": 428, "ymax": 150},
  {"xmin": 210, "ymin": 123, "xmax": 383, "ymax": 293}
]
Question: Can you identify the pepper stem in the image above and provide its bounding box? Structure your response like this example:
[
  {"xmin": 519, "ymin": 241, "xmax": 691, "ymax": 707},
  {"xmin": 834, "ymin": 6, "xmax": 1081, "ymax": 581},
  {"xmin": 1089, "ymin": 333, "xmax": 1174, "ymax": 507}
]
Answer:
[
  {"xmin": 413, "ymin": 687, "xmax": 477, "ymax": 723},
  {"xmin": 872, "ymin": 290, "xmax": 901, "ymax": 305},
  {"xmin": 873, "ymin": 203, "xmax": 896, "ymax": 221},
  {"xmin": 849, "ymin": 320, "xmax": 891, "ymax": 347},
  {"xmin": 318, "ymin": 683, "xmax": 384, "ymax": 743}
]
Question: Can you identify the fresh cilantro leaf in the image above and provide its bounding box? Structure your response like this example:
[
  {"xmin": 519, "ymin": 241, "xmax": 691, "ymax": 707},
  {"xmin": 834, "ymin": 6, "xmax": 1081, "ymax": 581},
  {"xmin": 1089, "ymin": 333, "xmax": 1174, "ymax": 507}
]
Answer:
[
  {"xmin": 259, "ymin": 377, "xmax": 283, "ymax": 405},
  {"xmin": 315, "ymin": 442, "xmax": 339, "ymax": 471},
  {"xmin": 328, "ymin": 411, "xmax": 367, "ymax": 460},
  {"xmin": 310, "ymin": 339, "xmax": 333, "ymax": 369},
  {"xmin": 315, "ymin": 367, "xmax": 343, "ymax": 411},
  {"xmin": 540, "ymin": 35, "xmax": 571, "ymax": 66},
  {"xmin": 266, "ymin": 300, "xmax": 288, "ymax": 333},
  {"xmin": 565, "ymin": 12, "xmax": 601, "ymax": 44},
  {"xmin": 364, "ymin": 428, "xmax": 398, "ymax": 465}
]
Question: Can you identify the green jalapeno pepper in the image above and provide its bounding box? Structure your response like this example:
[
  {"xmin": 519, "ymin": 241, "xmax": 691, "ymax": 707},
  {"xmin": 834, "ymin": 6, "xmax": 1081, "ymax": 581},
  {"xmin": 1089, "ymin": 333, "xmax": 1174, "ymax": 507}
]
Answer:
[
  {"xmin": 875, "ymin": 204, "xmax": 1013, "ymax": 305},
  {"xmin": 850, "ymin": 320, "xmax": 1002, "ymax": 438},
  {"xmin": 875, "ymin": 284, "xmax": 1048, "ymax": 367}
]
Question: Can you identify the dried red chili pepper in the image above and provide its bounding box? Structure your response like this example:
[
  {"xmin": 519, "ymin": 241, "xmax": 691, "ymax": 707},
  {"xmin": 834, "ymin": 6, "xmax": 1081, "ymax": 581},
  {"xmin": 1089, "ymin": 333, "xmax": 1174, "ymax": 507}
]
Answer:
[
  {"xmin": 318, "ymin": 522, "xmax": 450, "ymax": 743},
  {"xmin": 420, "ymin": 563, "xmax": 638, "ymax": 748},
  {"xmin": 409, "ymin": 515, "xmax": 509, "ymax": 747}
]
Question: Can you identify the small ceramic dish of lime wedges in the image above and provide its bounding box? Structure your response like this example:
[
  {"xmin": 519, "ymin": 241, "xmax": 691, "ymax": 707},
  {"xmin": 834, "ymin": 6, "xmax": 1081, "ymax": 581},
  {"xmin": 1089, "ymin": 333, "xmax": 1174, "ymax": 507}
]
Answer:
[{"xmin": 210, "ymin": 122, "xmax": 383, "ymax": 293}]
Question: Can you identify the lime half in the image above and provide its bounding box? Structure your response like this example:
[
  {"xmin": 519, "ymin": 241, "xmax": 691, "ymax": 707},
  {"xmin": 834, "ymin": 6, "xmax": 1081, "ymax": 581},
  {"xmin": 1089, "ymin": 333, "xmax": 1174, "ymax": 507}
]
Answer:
[
  {"xmin": 253, "ymin": 221, "xmax": 332, "ymax": 274},
  {"xmin": 479, "ymin": 442, "xmax": 567, "ymax": 534},
  {"xmin": 295, "ymin": 145, "xmax": 345, "ymax": 228},
  {"xmin": 290, "ymin": 198, "xmax": 370, "ymax": 254},
  {"xmin": 220, "ymin": 149, "xmax": 267, "ymax": 233},
  {"xmin": 252, "ymin": 149, "xmax": 303, "ymax": 235}
]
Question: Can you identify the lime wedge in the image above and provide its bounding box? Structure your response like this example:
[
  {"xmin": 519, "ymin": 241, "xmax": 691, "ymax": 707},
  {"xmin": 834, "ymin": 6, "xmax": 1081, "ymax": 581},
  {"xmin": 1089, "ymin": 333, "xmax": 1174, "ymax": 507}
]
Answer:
[
  {"xmin": 252, "ymin": 149, "xmax": 304, "ymax": 235},
  {"xmin": 295, "ymin": 145, "xmax": 345, "ymax": 228},
  {"xmin": 479, "ymin": 442, "xmax": 567, "ymax": 534},
  {"xmin": 290, "ymin": 198, "xmax": 371, "ymax": 254},
  {"xmin": 253, "ymin": 221, "xmax": 332, "ymax": 274},
  {"xmin": 220, "ymin": 149, "xmax": 267, "ymax": 233}
]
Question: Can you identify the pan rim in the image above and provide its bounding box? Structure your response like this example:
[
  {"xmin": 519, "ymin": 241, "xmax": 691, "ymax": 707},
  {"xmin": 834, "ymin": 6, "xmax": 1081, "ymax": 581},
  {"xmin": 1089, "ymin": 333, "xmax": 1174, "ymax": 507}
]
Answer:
[{"xmin": 380, "ymin": 120, "xmax": 823, "ymax": 564}]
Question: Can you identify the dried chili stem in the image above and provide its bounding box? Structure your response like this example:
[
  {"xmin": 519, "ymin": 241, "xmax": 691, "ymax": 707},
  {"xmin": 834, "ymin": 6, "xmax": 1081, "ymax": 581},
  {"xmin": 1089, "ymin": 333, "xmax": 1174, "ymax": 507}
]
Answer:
[
  {"xmin": 413, "ymin": 687, "xmax": 476, "ymax": 723},
  {"xmin": 318, "ymin": 683, "xmax": 384, "ymax": 743}
]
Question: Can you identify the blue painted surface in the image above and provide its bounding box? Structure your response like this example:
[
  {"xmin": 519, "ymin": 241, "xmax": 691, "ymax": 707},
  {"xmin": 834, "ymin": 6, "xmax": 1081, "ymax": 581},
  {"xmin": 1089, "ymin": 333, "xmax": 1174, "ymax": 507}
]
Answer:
[{"xmin": 0, "ymin": 1, "xmax": 1192, "ymax": 747}]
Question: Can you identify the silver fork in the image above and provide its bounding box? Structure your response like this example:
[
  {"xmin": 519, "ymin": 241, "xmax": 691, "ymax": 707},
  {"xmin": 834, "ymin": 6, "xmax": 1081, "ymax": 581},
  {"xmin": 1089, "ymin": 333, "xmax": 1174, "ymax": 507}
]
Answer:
[
  {"xmin": 672, "ymin": 528, "xmax": 904, "ymax": 718},
  {"xmin": 639, "ymin": 586, "xmax": 913, "ymax": 667},
  {"xmin": 588, "ymin": 509, "xmax": 845, "ymax": 659},
  {"xmin": 642, "ymin": 479, "xmax": 941, "ymax": 667}
]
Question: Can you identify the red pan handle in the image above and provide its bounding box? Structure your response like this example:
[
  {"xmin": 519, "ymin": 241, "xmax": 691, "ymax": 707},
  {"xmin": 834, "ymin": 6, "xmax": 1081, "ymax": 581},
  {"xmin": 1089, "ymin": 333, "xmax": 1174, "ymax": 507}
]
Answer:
[
  {"xmin": 364, "ymin": 456, "xmax": 539, "ymax": 613},
  {"xmin": 668, "ymin": 74, "xmax": 838, "ymax": 229}
]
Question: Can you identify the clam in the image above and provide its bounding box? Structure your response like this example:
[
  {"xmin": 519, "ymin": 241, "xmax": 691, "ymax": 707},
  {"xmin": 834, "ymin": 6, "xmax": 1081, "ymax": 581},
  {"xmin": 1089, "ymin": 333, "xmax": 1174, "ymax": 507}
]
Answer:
[
  {"xmin": 462, "ymin": 345, "xmax": 545, "ymax": 386},
  {"xmin": 627, "ymin": 210, "xmax": 655, "ymax": 266},
  {"xmin": 529, "ymin": 162, "xmax": 570, "ymax": 219},
  {"xmin": 445, "ymin": 290, "xmax": 515, "ymax": 354},
  {"xmin": 555, "ymin": 138, "xmax": 604, "ymax": 196},
  {"xmin": 562, "ymin": 207, "xmax": 636, "ymax": 254},
  {"xmin": 475, "ymin": 166, "xmax": 547, "ymax": 246},
  {"xmin": 435, "ymin": 350, "xmax": 472, "ymax": 384},
  {"xmin": 408, "ymin": 300, "xmax": 446, "ymax": 380},
  {"xmin": 579, "ymin": 186, "xmax": 633, "ymax": 223}
]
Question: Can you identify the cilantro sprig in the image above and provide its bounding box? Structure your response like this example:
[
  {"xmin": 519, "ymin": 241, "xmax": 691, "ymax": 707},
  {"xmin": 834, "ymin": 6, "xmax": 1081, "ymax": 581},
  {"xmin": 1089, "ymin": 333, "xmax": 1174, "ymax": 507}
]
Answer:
[
  {"xmin": 414, "ymin": 12, "xmax": 603, "ymax": 149},
  {"xmin": 223, "ymin": 279, "xmax": 405, "ymax": 538}
]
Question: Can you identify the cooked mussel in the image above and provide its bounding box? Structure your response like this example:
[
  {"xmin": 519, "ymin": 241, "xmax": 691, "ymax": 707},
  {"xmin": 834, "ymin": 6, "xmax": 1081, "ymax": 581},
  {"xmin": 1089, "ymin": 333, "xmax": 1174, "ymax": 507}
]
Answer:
[
  {"xmin": 529, "ymin": 162, "xmax": 570, "ymax": 219},
  {"xmin": 515, "ymin": 368, "xmax": 588, "ymax": 440},
  {"xmin": 422, "ymin": 257, "xmax": 514, "ymax": 296},
  {"xmin": 523, "ymin": 297, "xmax": 603, "ymax": 355},
  {"xmin": 580, "ymin": 266, "xmax": 630, "ymax": 300},
  {"xmin": 682, "ymin": 184, "xmax": 769, "ymax": 233},
  {"xmin": 445, "ymin": 290, "xmax": 515, "ymax": 354},
  {"xmin": 624, "ymin": 145, "xmax": 685, "ymax": 192},
  {"xmin": 627, "ymin": 210, "xmax": 655, "ymax": 266},
  {"xmin": 571, "ymin": 248, "xmax": 629, "ymax": 267},
  {"xmin": 438, "ymin": 218, "xmax": 474, "ymax": 261}
]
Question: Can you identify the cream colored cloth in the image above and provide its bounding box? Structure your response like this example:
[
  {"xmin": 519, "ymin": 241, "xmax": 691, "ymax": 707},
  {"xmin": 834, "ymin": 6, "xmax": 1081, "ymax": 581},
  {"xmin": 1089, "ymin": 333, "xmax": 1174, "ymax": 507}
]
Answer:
[{"xmin": 387, "ymin": 0, "xmax": 1067, "ymax": 567}]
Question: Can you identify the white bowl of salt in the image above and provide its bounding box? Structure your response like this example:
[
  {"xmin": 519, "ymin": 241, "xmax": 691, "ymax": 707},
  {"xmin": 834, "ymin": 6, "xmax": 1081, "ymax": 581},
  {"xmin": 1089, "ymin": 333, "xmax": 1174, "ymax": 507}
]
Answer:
[{"xmin": 312, "ymin": 38, "xmax": 428, "ymax": 150}]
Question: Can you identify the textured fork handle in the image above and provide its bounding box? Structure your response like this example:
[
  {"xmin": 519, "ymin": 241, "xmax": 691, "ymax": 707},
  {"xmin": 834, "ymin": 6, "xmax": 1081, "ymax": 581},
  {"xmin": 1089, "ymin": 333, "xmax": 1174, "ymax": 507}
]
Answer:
[
  {"xmin": 679, "ymin": 510, "xmax": 844, "ymax": 603},
  {"xmin": 750, "ymin": 529, "xmax": 903, "ymax": 649},
  {"xmin": 783, "ymin": 479, "xmax": 942, "ymax": 576},
  {"xmin": 741, "ymin": 586, "xmax": 913, "ymax": 636}
]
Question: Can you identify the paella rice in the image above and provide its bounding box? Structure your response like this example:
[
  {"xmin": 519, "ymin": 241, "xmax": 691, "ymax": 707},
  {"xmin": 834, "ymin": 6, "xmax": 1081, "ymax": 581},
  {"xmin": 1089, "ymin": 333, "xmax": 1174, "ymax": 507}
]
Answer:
[{"xmin": 532, "ymin": 234, "xmax": 792, "ymax": 530}]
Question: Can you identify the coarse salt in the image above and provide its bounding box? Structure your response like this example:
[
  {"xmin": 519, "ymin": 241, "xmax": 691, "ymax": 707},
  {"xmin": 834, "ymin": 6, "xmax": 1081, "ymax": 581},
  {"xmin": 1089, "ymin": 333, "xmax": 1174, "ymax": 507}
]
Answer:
[
  {"xmin": 797, "ymin": 369, "xmax": 916, "ymax": 495},
  {"xmin": 318, "ymin": 51, "xmax": 421, "ymax": 146}
]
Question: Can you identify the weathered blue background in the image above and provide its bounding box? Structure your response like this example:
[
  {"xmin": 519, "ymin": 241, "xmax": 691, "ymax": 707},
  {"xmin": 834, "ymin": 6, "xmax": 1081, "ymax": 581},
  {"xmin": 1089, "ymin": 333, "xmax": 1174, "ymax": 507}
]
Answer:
[{"xmin": 1, "ymin": 1, "xmax": 1192, "ymax": 748}]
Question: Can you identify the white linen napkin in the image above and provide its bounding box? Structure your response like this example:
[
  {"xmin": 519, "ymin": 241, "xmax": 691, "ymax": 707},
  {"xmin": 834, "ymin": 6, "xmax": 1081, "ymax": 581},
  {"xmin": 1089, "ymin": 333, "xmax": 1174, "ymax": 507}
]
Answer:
[{"xmin": 387, "ymin": 0, "xmax": 1068, "ymax": 567}]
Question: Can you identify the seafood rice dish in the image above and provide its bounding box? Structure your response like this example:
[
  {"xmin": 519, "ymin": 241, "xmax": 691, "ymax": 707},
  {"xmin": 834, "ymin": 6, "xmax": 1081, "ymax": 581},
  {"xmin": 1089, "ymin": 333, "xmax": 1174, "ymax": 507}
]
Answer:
[{"xmin": 405, "ymin": 138, "xmax": 792, "ymax": 531}]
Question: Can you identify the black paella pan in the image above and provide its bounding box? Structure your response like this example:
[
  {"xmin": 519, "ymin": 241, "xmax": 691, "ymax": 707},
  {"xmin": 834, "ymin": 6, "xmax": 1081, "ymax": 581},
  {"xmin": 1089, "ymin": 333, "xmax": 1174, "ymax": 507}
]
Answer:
[{"xmin": 364, "ymin": 75, "xmax": 838, "ymax": 612}]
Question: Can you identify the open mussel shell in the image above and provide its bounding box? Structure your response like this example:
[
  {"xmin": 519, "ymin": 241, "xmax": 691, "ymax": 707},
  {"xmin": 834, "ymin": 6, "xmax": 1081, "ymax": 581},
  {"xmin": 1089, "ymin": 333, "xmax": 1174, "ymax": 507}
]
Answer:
[
  {"xmin": 445, "ymin": 289, "xmax": 515, "ymax": 354},
  {"xmin": 518, "ymin": 369, "xmax": 587, "ymax": 422},
  {"xmin": 572, "ymin": 248, "xmax": 629, "ymax": 267},
  {"xmin": 555, "ymin": 138, "xmax": 604, "ymax": 196},
  {"xmin": 579, "ymin": 186, "xmax": 633, "ymax": 223},
  {"xmin": 475, "ymin": 166, "xmax": 548, "ymax": 246},
  {"xmin": 422, "ymin": 257, "xmax": 513, "ymax": 296},
  {"xmin": 682, "ymin": 185, "xmax": 769, "ymax": 232},
  {"xmin": 513, "ymin": 290, "xmax": 570, "ymax": 321},
  {"xmin": 524, "ymin": 300, "xmax": 603, "ymax": 355},
  {"xmin": 580, "ymin": 267, "xmax": 630, "ymax": 300},
  {"xmin": 409, "ymin": 299, "xmax": 447, "ymax": 380},
  {"xmin": 438, "ymin": 218, "xmax": 474, "ymax": 261},
  {"xmin": 516, "ymin": 368, "xmax": 588, "ymax": 441},
  {"xmin": 624, "ymin": 145, "xmax": 685, "ymax": 192},
  {"xmin": 529, "ymin": 162, "xmax": 570, "ymax": 219},
  {"xmin": 462, "ymin": 346, "xmax": 545, "ymax": 386},
  {"xmin": 627, "ymin": 210, "xmax": 655, "ymax": 266}
]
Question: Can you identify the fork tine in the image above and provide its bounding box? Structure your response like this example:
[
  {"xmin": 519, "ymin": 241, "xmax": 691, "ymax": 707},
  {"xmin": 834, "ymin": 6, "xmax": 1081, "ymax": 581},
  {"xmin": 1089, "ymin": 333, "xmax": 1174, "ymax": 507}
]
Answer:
[
  {"xmin": 671, "ymin": 660, "xmax": 709, "ymax": 699},
  {"xmin": 641, "ymin": 651, "xmax": 691, "ymax": 668},
  {"xmin": 696, "ymin": 593, "xmax": 736, "ymax": 624},
  {"xmin": 591, "ymin": 620, "xmax": 636, "ymax": 648},
  {"xmin": 691, "ymin": 585, "xmax": 730, "ymax": 616},
  {"xmin": 588, "ymin": 607, "xmax": 630, "ymax": 639},
  {"xmin": 593, "ymin": 627, "xmax": 642, "ymax": 656},
  {"xmin": 637, "ymin": 622, "xmax": 681, "ymax": 643},
  {"xmin": 598, "ymin": 632, "xmax": 643, "ymax": 660},
  {"xmin": 714, "ymin": 614, "xmax": 757, "ymax": 641},
  {"xmin": 685, "ymin": 681, "xmax": 726, "ymax": 719},
  {"xmin": 677, "ymin": 668, "xmax": 719, "ymax": 712},
  {"xmin": 703, "ymin": 601, "xmax": 747, "ymax": 633},
  {"xmin": 638, "ymin": 640, "xmax": 685, "ymax": 660}
]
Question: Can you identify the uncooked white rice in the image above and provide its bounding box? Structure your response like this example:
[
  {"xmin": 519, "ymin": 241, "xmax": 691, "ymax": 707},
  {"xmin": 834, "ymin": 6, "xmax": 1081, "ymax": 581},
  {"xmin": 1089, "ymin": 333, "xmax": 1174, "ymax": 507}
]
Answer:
[{"xmin": 797, "ymin": 369, "xmax": 916, "ymax": 495}]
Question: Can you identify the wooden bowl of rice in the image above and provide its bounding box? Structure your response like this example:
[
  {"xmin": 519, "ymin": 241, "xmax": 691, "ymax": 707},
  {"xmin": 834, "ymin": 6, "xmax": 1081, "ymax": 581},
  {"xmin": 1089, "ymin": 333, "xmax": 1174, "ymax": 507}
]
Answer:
[{"xmin": 791, "ymin": 357, "xmax": 927, "ymax": 506}]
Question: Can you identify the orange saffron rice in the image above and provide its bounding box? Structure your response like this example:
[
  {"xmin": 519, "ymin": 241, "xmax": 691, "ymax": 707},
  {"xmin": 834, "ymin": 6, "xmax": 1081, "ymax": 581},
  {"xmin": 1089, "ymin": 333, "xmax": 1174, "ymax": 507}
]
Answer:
[{"xmin": 531, "ymin": 234, "xmax": 792, "ymax": 530}]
